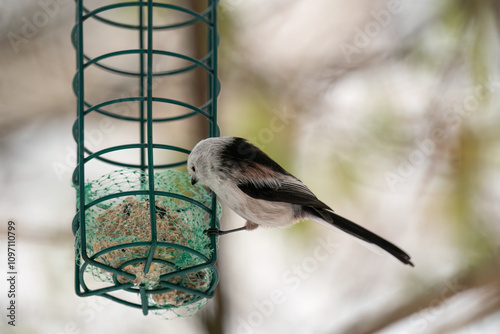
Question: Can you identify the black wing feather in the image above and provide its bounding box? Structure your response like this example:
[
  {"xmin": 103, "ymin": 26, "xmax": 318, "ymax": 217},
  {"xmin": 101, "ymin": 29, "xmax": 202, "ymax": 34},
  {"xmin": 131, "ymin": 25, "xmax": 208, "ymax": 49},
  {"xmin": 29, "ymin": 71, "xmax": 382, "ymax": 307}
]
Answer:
[
  {"xmin": 220, "ymin": 137, "xmax": 291, "ymax": 174},
  {"xmin": 237, "ymin": 182, "xmax": 331, "ymax": 210},
  {"xmin": 224, "ymin": 138, "xmax": 332, "ymax": 215}
]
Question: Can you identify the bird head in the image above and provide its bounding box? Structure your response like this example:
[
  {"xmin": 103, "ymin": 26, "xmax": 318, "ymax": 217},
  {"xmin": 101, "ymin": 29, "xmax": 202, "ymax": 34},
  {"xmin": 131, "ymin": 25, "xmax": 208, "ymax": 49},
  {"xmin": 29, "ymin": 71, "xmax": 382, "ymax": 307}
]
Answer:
[{"xmin": 188, "ymin": 137, "xmax": 226, "ymax": 186}]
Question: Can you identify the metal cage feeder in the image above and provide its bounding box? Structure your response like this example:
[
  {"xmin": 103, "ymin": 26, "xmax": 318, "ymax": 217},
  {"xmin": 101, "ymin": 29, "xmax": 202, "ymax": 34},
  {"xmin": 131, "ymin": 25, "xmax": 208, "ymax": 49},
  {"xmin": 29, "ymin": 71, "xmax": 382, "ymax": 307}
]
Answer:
[{"xmin": 71, "ymin": 0, "xmax": 220, "ymax": 318}]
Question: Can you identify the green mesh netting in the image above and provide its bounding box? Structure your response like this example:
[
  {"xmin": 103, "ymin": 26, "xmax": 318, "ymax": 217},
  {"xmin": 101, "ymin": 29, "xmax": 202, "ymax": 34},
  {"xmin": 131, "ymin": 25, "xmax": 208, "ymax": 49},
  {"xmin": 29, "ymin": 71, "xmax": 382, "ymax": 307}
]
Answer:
[{"xmin": 75, "ymin": 169, "xmax": 221, "ymax": 318}]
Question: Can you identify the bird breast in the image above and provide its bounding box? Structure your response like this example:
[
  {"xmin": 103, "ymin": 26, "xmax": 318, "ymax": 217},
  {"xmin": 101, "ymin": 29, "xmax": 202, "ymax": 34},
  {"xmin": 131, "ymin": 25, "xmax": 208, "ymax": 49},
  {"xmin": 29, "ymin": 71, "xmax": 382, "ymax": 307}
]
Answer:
[{"xmin": 209, "ymin": 179, "xmax": 296, "ymax": 228}]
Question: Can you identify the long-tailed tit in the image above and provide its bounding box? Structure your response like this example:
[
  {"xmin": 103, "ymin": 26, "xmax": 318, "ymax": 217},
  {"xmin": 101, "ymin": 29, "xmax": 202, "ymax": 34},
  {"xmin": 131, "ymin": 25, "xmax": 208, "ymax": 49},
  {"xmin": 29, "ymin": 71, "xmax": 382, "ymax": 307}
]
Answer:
[{"xmin": 188, "ymin": 137, "xmax": 413, "ymax": 266}]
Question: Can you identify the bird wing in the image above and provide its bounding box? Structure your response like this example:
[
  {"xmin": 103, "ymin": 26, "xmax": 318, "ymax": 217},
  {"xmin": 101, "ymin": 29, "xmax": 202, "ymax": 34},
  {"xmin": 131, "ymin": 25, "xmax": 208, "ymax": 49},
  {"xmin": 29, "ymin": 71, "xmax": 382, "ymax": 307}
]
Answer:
[
  {"xmin": 237, "ymin": 175, "xmax": 331, "ymax": 209},
  {"xmin": 220, "ymin": 137, "xmax": 334, "ymax": 218},
  {"xmin": 237, "ymin": 173, "xmax": 335, "ymax": 224}
]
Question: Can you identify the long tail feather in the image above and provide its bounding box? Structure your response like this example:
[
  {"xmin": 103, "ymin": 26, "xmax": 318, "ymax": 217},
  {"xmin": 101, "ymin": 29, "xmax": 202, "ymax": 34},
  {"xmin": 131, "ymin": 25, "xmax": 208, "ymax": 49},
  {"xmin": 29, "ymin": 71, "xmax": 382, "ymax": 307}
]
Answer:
[{"xmin": 309, "ymin": 208, "xmax": 414, "ymax": 266}]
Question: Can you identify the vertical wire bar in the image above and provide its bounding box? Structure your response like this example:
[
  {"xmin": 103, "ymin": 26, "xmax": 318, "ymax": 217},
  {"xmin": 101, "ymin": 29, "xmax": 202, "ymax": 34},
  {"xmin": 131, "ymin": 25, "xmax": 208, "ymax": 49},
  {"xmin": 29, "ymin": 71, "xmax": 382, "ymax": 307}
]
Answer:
[
  {"xmin": 139, "ymin": 0, "xmax": 146, "ymax": 173},
  {"xmin": 140, "ymin": 285, "xmax": 149, "ymax": 315},
  {"xmin": 209, "ymin": 0, "xmax": 218, "ymax": 138},
  {"xmin": 75, "ymin": 0, "xmax": 84, "ymax": 294},
  {"xmin": 77, "ymin": 0, "xmax": 88, "ymax": 261},
  {"xmin": 144, "ymin": 0, "xmax": 157, "ymax": 274},
  {"xmin": 209, "ymin": 0, "xmax": 220, "ymax": 241}
]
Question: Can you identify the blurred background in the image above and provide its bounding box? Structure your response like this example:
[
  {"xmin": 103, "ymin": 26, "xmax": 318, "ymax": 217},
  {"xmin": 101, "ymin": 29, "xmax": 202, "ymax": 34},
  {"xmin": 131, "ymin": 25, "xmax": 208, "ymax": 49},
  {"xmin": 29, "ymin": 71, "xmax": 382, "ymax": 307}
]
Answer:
[{"xmin": 1, "ymin": 0, "xmax": 500, "ymax": 333}]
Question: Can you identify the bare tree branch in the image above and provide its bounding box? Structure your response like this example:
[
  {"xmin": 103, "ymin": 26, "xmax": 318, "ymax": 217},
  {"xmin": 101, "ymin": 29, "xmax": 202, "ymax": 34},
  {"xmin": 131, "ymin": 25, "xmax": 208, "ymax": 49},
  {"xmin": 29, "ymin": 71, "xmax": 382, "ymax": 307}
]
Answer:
[
  {"xmin": 433, "ymin": 284, "xmax": 500, "ymax": 334},
  {"xmin": 338, "ymin": 258, "xmax": 500, "ymax": 334}
]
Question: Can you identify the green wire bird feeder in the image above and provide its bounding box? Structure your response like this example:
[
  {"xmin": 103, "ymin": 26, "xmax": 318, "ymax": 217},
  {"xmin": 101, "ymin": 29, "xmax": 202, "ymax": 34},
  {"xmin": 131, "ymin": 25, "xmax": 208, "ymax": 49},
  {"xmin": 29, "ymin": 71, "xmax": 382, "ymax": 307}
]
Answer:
[{"xmin": 71, "ymin": 0, "xmax": 220, "ymax": 318}]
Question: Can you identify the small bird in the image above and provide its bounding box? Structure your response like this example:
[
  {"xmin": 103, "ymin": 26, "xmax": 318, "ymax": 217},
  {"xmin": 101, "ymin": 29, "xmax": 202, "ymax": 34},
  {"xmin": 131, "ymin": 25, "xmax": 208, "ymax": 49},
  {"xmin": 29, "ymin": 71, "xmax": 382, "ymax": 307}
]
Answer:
[{"xmin": 188, "ymin": 136, "xmax": 413, "ymax": 266}]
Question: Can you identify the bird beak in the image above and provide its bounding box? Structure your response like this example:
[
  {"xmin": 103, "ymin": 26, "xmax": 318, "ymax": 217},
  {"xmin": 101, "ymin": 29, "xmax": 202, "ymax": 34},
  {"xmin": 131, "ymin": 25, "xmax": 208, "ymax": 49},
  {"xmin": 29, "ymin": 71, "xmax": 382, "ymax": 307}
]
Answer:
[{"xmin": 191, "ymin": 177, "xmax": 197, "ymax": 185}]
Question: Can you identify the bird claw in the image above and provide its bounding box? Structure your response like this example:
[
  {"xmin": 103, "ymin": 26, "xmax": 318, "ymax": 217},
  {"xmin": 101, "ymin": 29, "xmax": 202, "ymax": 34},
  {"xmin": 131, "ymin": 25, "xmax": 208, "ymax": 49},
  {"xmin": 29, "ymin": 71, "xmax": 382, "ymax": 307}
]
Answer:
[{"xmin": 204, "ymin": 228, "xmax": 221, "ymax": 236}]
